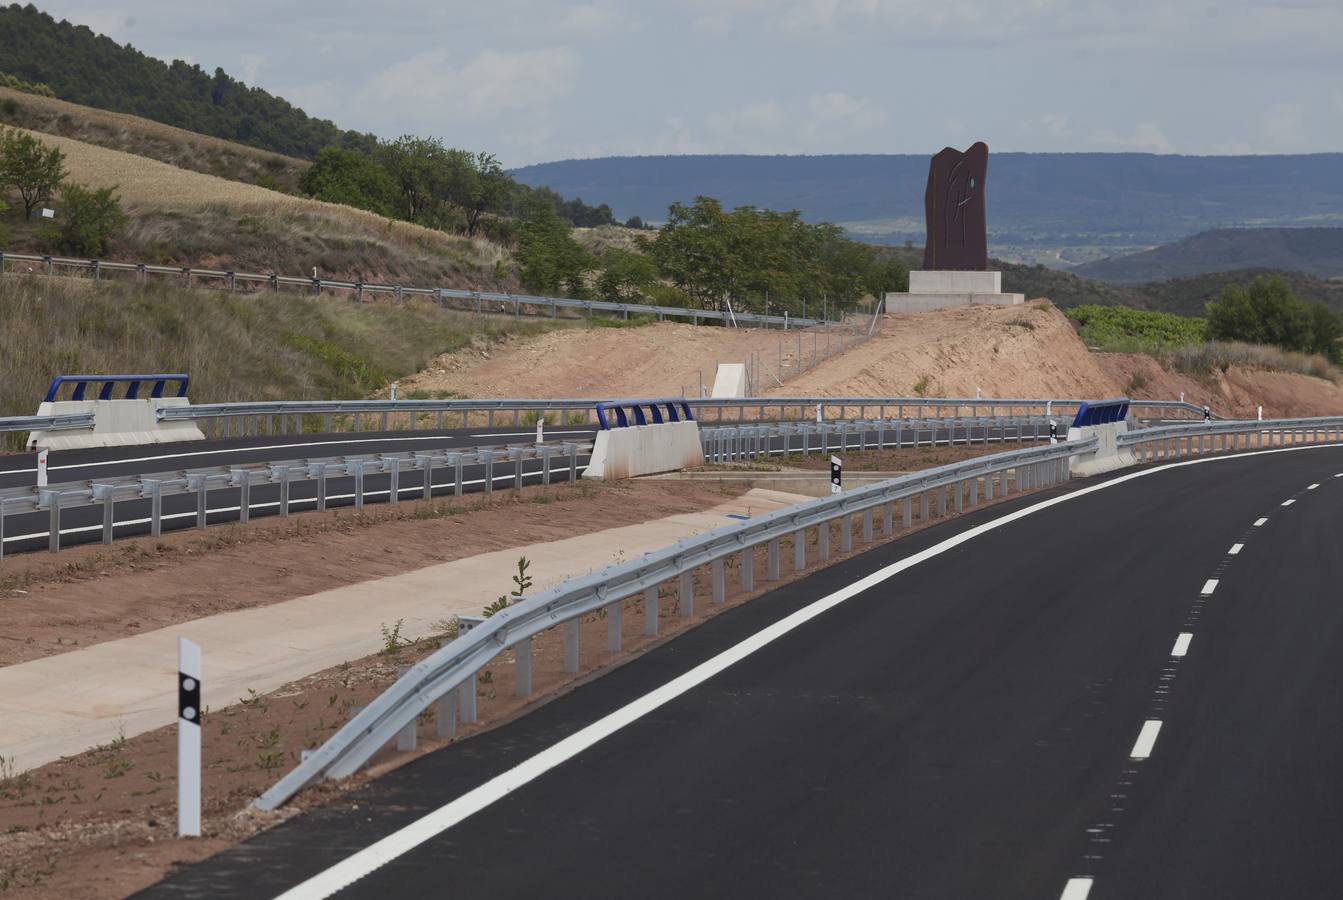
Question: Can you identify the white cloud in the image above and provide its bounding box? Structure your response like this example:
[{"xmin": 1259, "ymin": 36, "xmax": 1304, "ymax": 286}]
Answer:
[
  {"xmin": 1094, "ymin": 122, "xmax": 1174, "ymax": 154},
  {"xmin": 559, "ymin": 3, "xmax": 622, "ymax": 37},
  {"xmin": 366, "ymin": 47, "xmax": 579, "ymax": 119}
]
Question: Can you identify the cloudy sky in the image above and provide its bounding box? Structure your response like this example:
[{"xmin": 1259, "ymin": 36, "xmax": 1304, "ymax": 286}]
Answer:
[{"xmin": 39, "ymin": 0, "xmax": 1343, "ymax": 167}]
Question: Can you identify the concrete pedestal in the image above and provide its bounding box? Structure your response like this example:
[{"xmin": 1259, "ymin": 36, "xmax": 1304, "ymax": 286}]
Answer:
[{"xmin": 885, "ymin": 270, "xmax": 1024, "ymax": 314}]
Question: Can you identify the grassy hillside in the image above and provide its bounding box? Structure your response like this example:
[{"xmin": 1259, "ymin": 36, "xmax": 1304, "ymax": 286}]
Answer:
[
  {"xmin": 0, "ymin": 276, "xmax": 573, "ymax": 423},
  {"xmin": 1074, "ymin": 227, "xmax": 1343, "ymax": 283},
  {"xmin": 0, "ymin": 85, "xmax": 308, "ymax": 192},
  {"xmin": 1, "ymin": 128, "xmax": 516, "ymax": 288},
  {"xmin": 0, "ymin": 3, "xmax": 374, "ymax": 159}
]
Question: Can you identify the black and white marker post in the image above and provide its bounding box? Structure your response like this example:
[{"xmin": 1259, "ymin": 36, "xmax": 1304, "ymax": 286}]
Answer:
[
  {"xmin": 177, "ymin": 636, "xmax": 202, "ymax": 837},
  {"xmin": 830, "ymin": 455, "xmax": 842, "ymax": 494}
]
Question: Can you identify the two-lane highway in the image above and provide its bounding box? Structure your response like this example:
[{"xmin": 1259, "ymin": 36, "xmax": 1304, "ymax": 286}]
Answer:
[{"xmin": 138, "ymin": 444, "xmax": 1343, "ymax": 899}]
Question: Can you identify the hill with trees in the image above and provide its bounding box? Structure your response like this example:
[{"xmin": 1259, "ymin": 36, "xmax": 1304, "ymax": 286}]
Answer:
[
  {"xmin": 510, "ymin": 153, "xmax": 1343, "ymax": 256},
  {"xmin": 1073, "ymin": 227, "xmax": 1343, "ymax": 283}
]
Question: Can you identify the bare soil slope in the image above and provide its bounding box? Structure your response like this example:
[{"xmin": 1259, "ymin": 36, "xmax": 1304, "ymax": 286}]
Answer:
[
  {"xmin": 769, "ymin": 302, "xmax": 1119, "ymax": 399},
  {"xmin": 402, "ymin": 300, "xmax": 1343, "ymax": 417}
]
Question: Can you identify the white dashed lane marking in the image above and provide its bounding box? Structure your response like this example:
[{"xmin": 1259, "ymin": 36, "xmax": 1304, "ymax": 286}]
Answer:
[
  {"xmin": 1228, "ymin": 543, "xmax": 1243, "ymax": 555},
  {"xmin": 1254, "ymin": 517, "xmax": 1268, "ymax": 526},
  {"xmin": 1200, "ymin": 579, "xmax": 1219, "ymax": 596},
  {"xmin": 1130, "ymin": 720, "xmax": 1164, "ymax": 760},
  {"xmin": 1307, "ymin": 483, "xmax": 1320, "ymax": 490},
  {"xmin": 1060, "ymin": 878, "xmax": 1094, "ymax": 900},
  {"xmin": 1281, "ymin": 498, "xmax": 1296, "ymax": 506},
  {"xmin": 1171, "ymin": 633, "xmax": 1193, "ymax": 657}
]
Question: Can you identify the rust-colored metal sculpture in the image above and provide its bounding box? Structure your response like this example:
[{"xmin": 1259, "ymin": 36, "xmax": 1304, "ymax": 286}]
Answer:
[{"xmin": 922, "ymin": 141, "xmax": 989, "ymax": 271}]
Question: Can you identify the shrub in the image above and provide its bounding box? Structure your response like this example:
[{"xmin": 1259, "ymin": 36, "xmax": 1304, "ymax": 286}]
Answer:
[
  {"xmin": 1205, "ymin": 276, "xmax": 1342, "ymax": 362},
  {"xmin": 1066, "ymin": 304, "xmax": 1205, "ymax": 351},
  {"xmin": 37, "ymin": 181, "xmax": 127, "ymax": 256}
]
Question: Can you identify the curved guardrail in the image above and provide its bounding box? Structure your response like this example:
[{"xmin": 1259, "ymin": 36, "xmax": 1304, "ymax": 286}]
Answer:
[
  {"xmin": 1119, "ymin": 416, "xmax": 1343, "ymax": 459},
  {"xmin": 0, "ymin": 251, "xmax": 820, "ymax": 329},
  {"xmin": 255, "ymin": 436, "xmax": 1092, "ymax": 809}
]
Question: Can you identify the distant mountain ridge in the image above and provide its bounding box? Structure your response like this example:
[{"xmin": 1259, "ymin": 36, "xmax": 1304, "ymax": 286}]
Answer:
[
  {"xmin": 1072, "ymin": 227, "xmax": 1343, "ymax": 283},
  {"xmin": 511, "ymin": 153, "xmax": 1343, "ymax": 252}
]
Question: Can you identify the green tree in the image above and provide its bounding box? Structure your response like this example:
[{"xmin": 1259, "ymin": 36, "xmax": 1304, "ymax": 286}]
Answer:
[
  {"xmin": 38, "ymin": 182, "xmax": 126, "ymax": 256},
  {"xmin": 515, "ymin": 201, "xmax": 594, "ymax": 296},
  {"xmin": 442, "ymin": 150, "xmax": 511, "ymax": 237},
  {"xmin": 0, "ymin": 126, "xmax": 67, "ymax": 217},
  {"xmin": 1205, "ymin": 275, "xmax": 1342, "ymax": 360},
  {"xmin": 597, "ymin": 248, "xmax": 659, "ymax": 302},
  {"xmin": 376, "ymin": 135, "xmax": 448, "ymax": 224},
  {"xmin": 0, "ymin": 197, "xmax": 9, "ymax": 247},
  {"xmin": 298, "ymin": 147, "xmax": 396, "ymax": 215}
]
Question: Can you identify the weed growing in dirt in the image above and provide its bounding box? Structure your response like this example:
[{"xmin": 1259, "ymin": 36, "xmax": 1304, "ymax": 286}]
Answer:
[
  {"xmin": 379, "ymin": 619, "xmax": 407, "ymax": 656},
  {"xmin": 482, "ymin": 556, "xmax": 533, "ymax": 617},
  {"xmin": 1126, "ymin": 371, "xmax": 1149, "ymax": 394},
  {"xmin": 913, "ymin": 374, "xmax": 931, "ymax": 396}
]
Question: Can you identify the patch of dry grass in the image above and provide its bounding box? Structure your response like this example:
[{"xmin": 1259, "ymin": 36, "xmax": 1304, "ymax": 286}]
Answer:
[
  {"xmin": 0, "ymin": 276, "xmax": 573, "ymax": 426},
  {"xmin": 0, "ymin": 87, "xmax": 306, "ymax": 192},
  {"xmin": 0, "ymin": 127, "xmax": 517, "ymax": 288},
  {"xmin": 1163, "ymin": 341, "xmax": 1341, "ymax": 382}
]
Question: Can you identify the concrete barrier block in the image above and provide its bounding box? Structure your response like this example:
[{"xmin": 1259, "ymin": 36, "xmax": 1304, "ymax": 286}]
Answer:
[
  {"xmin": 1067, "ymin": 421, "xmax": 1137, "ymax": 477},
  {"xmin": 711, "ymin": 363, "xmax": 747, "ymax": 399},
  {"xmin": 27, "ymin": 397, "xmax": 205, "ymax": 451},
  {"xmin": 584, "ymin": 420, "xmax": 703, "ymax": 480}
]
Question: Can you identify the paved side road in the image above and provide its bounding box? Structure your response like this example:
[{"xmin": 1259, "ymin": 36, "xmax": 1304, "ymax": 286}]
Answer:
[{"xmin": 138, "ymin": 446, "xmax": 1343, "ymax": 900}]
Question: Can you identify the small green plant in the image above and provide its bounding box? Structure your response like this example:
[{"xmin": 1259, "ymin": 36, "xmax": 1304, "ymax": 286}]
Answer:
[
  {"xmin": 380, "ymin": 619, "xmax": 407, "ymax": 655},
  {"xmin": 912, "ymin": 374, "xmax": 931, "ymax": 397},
  {"xmin": 1125, "ymin": 371, "xmax": 1149, "ymax": 394},
  {"xmin": 103, "ymin": 757, "xmax": 132, "ymax": 779},
  {"xmin": 483, "ymin": 556, "xmax": 533, "ymax": 617}
]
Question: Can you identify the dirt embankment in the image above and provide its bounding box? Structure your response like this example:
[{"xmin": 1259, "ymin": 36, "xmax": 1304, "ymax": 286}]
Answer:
[
  {"xmin": 1094, "ymin": 352, "xmax": 1343, "ymax": 418},
  {"xmin": 400, "ymin": 300, "xmax": 1343, "ymax": 418}
]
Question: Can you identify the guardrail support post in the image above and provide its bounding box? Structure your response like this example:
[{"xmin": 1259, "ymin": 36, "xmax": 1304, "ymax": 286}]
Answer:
[
  {"xmin": 563, "ymin": 620, "xmax": 581, "ymax": 673},
  {"xmin": 46, "ymin": 494, "xmax": 60, "ymax": 553},
  {"xmin": 194, "ymin": 478, "xmax": 208, "ymax": 529},
  {"xmin": 767, "ymin": 539, "xmax": 781, "ymax": 580},
  {"xmin": 712, "ymin": 559, "xmax": 726, "ymax": 603},
  {"xmin": 352, "ymin": 462, "xmax": 365, "ymax": 511},
  {"xmin": 396, "ymin": 718, "xmax": 417, "ymax": 753},
  {"xmin": 149, "ymin": 483, "xmax": 163, "ymax": 537},
  {"xmin": 436, "ymin": 694, "xmax": 456, "ymax": 739},
  {"xmin": 902, "ymin": 497, "xmax": 913, "ymax": 528},
  {"xmin": 841, "ymin": 515, "xmax": 853, "ymax": 553},
  {"xmin": 98, "ymin": 487, "xmax": 115, "ymax": 544},
  {"xmin": 459, "ymin": 673, "xmax": 477, "ymax": 724},
  {"xmin": 741, "ymin": 548, "xmax": 755, "ymax": 591},
  {"xmin": 936, "ymin": 487, "xmax": 947, "ymax": 517},
  {"xmin": 818, "ymin": 522, "xmax": 831, "ymax": 561},
  {"xmin": 969, "ymin": 477, "xmax": 979, "ymax": 508},
  {"xmin": 679, "ymin": 570, "xmax": 694, "ymax": 616},
  {"xmin": 239, "ymin": 478, "xmax": 251, "ymax": 523},
  {"xmin": 515, "ymin": 638, "xmax": 533, "ymax": 697},
  {"xmin": 920, "ymin": 492, "xmax": 930, "ymax": 520},
  {"xmin": 483, "ymin": 453, "xmax": 494, "ymax": 493},
  {"xmin": 953, "ymin": 482, "xmax": 964, "ymax": 514},
  {"xmin": 607, "ymin": 601, "xmax": 623, "ymax": 652},
  {"xmin": 862, "ymin": 509, "xmax": 874, "ymax": 543},
  {"xmin": 793, "ymin": 529, "xmax": 807, "ymax": 571},
  {"xmin": 509, "ymin": 448, "xmax": 525, "ymax": 490},
  {"xmin": 644, "ymin": 586, "xmax": 659, "ymax": 636}
]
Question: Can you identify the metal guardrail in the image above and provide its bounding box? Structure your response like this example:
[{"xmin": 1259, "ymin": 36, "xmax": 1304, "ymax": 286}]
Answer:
[
  {"xmin": 1119, "ymin": 416, "xmax": 1343, "ymax": 458},
  {"xmin": 255, "ymin": 436, "xmax": 1091, "ymax": 809},
  {"xmin": 0, "ymin": 251, "xmax": 821, "ymax": 330},
  {"xmin": 256, "ymin": 412, "xmax": 1343, "ymax": 809},
  {"xmin": 0, "ymin": 437, "xmax": 593, "ymax": 560},
  {"xmin": 44, "ymin": 373, "xmax": 190, "ymax": 402},
  {"xmin": 153, "ymin": 395, "xmax": 1212, "ymax": 438},
  {"xmin": 0, "ymin": 413, "xmax": 96, "ymax": 434}
]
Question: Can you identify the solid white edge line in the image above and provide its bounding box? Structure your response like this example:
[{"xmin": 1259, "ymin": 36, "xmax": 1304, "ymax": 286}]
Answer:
[
  {"xmin": 1253, "ymin": 517, "xmax": 1268, "ymax": 526},
  {"xmin": 1200, "ymin": 578, "xmax": 1218, "ymax": 596},
  {"xmin": 1130, "ymin": 720, "xmax": 1164, "ymax": 759},
  {"xmin": 1060, "ymin": 877, "xmax": 1095, "ymax": 900},
  {"xmin": 1281, "ymin": 498, "xmax": 1296, "ymax": 506},
  {"xmin": 1228, "ymin": 543, "xmax": 1243, "ymax": 555},
  {"xmin": 271, "ymin": 442, "xmax": 1337, "ymax": 899},
  {"xmin": 1171, "ymin": 633, "xmax": 1193, "ymax": 657}
]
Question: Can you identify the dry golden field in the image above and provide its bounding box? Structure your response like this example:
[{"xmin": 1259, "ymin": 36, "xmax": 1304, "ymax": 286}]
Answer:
[
  {"xmin": 2, "ymin": 127, "xmax": 514, "ymax": 286},
  {"xmin": 0, "ymin": 86, "xmax": 307, "ymax": 191}
]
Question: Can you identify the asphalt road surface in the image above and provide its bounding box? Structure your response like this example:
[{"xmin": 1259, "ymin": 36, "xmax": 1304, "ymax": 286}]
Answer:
[{"xmin": 138, "ymin": 443, "xmax": 1343, "ymax": 899}]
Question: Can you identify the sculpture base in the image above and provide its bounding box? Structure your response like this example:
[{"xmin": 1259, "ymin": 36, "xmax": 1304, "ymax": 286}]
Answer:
[{"xmin": 884, "ymin": 270, "xmax": 1024, "ymax": 314}]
